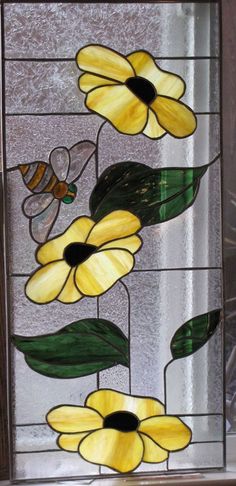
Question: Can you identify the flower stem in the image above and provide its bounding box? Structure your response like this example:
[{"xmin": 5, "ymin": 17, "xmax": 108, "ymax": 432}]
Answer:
[{"xmin": 163, "ymin": 359, "xmax": 174, "ymax": 413}]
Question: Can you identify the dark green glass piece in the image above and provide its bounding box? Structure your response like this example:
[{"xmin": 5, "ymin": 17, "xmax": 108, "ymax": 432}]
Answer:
[
  {"xmin": 12, "ymin": 318, "xmax": 129, "ymax": 378},
  {"xmin": 170, "ymin": 309, "xmax": 221, "ymax": 360},
  {"xmin": 68, "ymin": 182, "xmax": 77, "ymax": 193},
  {"xmin": 25, "ymin": 356, "xmax": 116, "ymax": 379},
  {"xmin": 89, "ymin": 161, "xmax": 207, "ymax": 226},
  {"xmin": 62, "ymin": 196, "xmax": 74, "ymax": 204}
]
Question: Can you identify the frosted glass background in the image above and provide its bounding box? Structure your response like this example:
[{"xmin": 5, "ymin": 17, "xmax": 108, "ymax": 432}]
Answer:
[
  {"xmin": 2, "ymin": 1, "xmax": 223, "ymax": 481},
  {"xmin": 5, "ymin": 59, "xmax": 219, "ymax": 114},
  {"xmin": 4, "ymin": 3, "xmax": 219, "ymax": 58}
]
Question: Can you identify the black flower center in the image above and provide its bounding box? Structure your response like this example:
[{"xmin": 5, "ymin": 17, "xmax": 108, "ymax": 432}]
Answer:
[
  {"xmin": 126, "ymin": 76, "xmax": 157, "ymax": 105},
  {"xmin": 63, "ymin": 242, "xmax": 97, "ymax": 267},
  {"xmin": 103, "ymin": 411, "xmax": 139, "ymax": 432}
]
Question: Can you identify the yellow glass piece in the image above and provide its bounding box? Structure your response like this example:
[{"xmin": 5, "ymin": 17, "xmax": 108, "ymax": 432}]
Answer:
[
  {"xmin": 139, "ymin": 416, "xmax": 192, "ymax": 451},
  {"xmin": 37, "ymin": 216, "xmax": 95, "ymax": 265},
  {"xmin": 79, "ymin": 72, "xmax": 118, "ymax": 93},
  {"xmin": 75, "ymin": 249, "xmax": 134, "ymax": 296},
  {"xmin": 77, "ymin": 45, "xmax": 196, "ymax": 140},
  {"xmin": 25, "ymin": 260, "xmax": 70, "ymax": 304},
  {"xmin": 140, "ymin": 433, "xmax": 169, "ymax": 463},
  {"xmin": 127, "ymin": 50, "xmax": 185, "ymax": 98},
  {"xmin": 77, "ymin": 44, "xmax": 135, "ymax": 83},
  {"xmin": 86, "ymin": 389, "xmax": 164, "ymax": 420},
  {"xmin": 79, "ymin": 429, "xmax": 144, "ymax": 473},
  {"xmin": 151, "ymin": 96, "xmax": 197, "ymax": 138},
  {"xmin": 143, "ymin": 109, "xmax": 166, "ymax": 139},
  {"xmin": 86, "ymin": 84, "xmax": 148, "ymax": 135},
  {"xmin": 100, "ymin": 234, "xmax": 142, "ymax": 254},
  {"xmin": 47, "ymin": 405, "xmax": 103, "ymax": 433},
  {"xmin": 57, "ymin": 268, "xmax": 83, "ymax": 303},
  {"xmin": 86, "ymin": 210, "xmax": 141, "ymax": 247},
  {"xmin": 26, "ymin": 210, "xmax": 142, "ymax": 304},
  {"xmin": 58, "ymin": 432, "xmax": 88, "ymax": 452}
]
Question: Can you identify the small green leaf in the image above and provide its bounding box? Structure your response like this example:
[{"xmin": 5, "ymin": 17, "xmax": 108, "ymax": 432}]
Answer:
[
  {"xmin": 90, "ymin": 161, "xmax": 207, "ymax": 226},
  {"xmin": 171, "ymin": 310, "xmax": 221, "ymax": 360},
  {"xmin": 12, "ymin": 318, "xmax": 129, "ymax": 378}
]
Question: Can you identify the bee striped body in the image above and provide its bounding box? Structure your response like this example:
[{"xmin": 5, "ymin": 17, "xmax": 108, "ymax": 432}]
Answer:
[
  {"xmin": 19, "ymin": 162, "xmax": 77, "ymax": 203},
  {"xmin": 19, "ymin": 162, "xmax": 58, "ymax": 194}
]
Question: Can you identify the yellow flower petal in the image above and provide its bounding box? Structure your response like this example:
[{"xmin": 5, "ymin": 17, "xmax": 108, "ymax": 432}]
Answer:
[
  {"xmin": 85, "ymin": 85, "xmax": 148, "ymax": 135},
  {"xmin": 25, "ymin": 261, "xmax": 70, "ymax": 304},
  {"xmin": 127, "ymin": 51, "xmax": 185, "ymax": 99},
  {"xmin": 139, "ymin": 416, "xmax": 192, "ymax": 451},
  {"xmin": 86, "ymin": 390, "xmax": 164, "ymax": 420},
  {"xmin": 77, "ymin": 44, "xmax": 135, "ymax": 83},
  {"xmin": 143, "ymin": 109, "xmax": 166, "ymax": 139},
  {"xmin": 57, "ymin": 268, "xmax": 83, "ymax": 303},
  {"xmin": 100, "ymin": 234, "xmax": 142, "ymax": 254},
  {"xmin": 75, "ymin": 249, "xmax": 134, "ymax": 296},
  {"xmin": 79, "ymin": 429, "xmax": 143, "ymax": 473},
  {"xmin": 79, "ymin": 72, "xmax": 118, "ymax": 93},
  {"xmin": 140, "ymin": 433, "xmax": 168, "ymax": 463},
  {"xmin": 151, "ymin": 95, "xmax": 197, "ymax": 138},
  {"xmin": 47, "ymin": 405, "xmax": 103, "ymax": 433},
  {"xmin": 37, "ymin": 217, "xmax": 95, "ymax": 265},
  {"xmin": 58, "ymin": 432, "xmax": 88, "ymax": 452},
  {"xmin": 86, "ymin": 210, "xmax": 141, "ymax": 247}
]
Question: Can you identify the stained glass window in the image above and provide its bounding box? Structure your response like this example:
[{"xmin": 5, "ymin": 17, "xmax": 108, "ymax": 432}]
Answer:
[{"xmin": 1, "ymin": 1, "xmax": 223, "ymax": 481}]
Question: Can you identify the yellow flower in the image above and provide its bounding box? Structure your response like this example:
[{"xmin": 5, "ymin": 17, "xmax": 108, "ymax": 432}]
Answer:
[
  {"xmin": 47, "ymin": 389, "xmax": 192, "ymax": 473},
  {"xmin": 25, "ymin": 210, "xmax": 142, "ymax": 304},
  {"xmin": 77, "ymin": 45, "xmax": 197, "ymax": 139}
]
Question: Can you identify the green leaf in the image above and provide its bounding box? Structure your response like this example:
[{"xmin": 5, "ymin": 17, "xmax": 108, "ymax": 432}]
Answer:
[
  {"xmin": 90, "ymin": 161, "xmax": 207, "ymax": 226},
  {"xmin": 25, "ymin": 356, "xmax": 116, "ymax": 379},
  {"xmin": 12, "ymin": 318, "xmax": 129, "ymax": 379},
  {"xmin": 171, "ymin": 310, "xmax": 221, "ymax": 360}
]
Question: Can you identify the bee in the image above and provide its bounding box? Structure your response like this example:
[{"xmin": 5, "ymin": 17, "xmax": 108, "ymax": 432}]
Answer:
[{"xmin": 19, "ymin": 141, "xmax": 96, "ymax": 244}]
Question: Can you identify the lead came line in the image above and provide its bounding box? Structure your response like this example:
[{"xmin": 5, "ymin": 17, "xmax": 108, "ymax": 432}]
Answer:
[
  {"xmin": 15, "ymin": 449, "xmax": 61, "ymax": 454},
  {"xmin": 5, "ymin": 112, "xmax": 221, "ymax": 117},
  {"xmin": 120, "ymin": 281, "xmax": 132, "ymax": 395},
  {"xmin": 15, "ymin": 441, "xmax": 224, "ymax": 455},
  {"xmin": 4, "ymin": 56, "xmax": 220, "ymax": 62},
  {"xmin": 14, "ymin": 412, "xmax": 223, "ymax": 427},
  {"xmin": 10, "ymin": 268, "xmax": 222, "ymax": 278},
  {"xmin": 132, "ymin": 267, "xmax": 222, "ymax": 272},
  {"xmin": 2, "ymin": 0, "xmax": 220, "ymax": 5}
]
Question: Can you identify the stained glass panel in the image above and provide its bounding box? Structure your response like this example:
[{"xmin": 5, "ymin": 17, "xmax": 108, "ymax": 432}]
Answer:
[{"xmin": 1, "ymin": 1, "xmax": 223, "ymax": 482}]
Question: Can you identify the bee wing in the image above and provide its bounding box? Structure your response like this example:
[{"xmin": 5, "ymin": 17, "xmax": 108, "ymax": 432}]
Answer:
[
  {"xmin": 30, "ymin": 199, "xmax": 60, "ymax": 244},
  {"xmin": 49, "ymin": 146, "xmax": 70, "ymax": 181},
  {"xmin": 23, "ymin": 193, "xmax": 54, "ymax": 218},
  {"xmin": 67, "ymin": 141, "xmax": 96, "ymax": 183}
]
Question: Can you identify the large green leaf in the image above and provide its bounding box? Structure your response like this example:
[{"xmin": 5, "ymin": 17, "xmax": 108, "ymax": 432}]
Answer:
[
  {"xmin": 12, "ymin": 318, "xmax": 129, "ymax": 378},
  {"xmin": 25, "ymin": 356, "xmax": 116, "ymax": 379},
  {"xmin": 90, "ymin": 161, "xmax": 207, "ymax": 226},
  {"xmin": 170, "ymin": 310, "xmax": 221, "ymax": 360}
]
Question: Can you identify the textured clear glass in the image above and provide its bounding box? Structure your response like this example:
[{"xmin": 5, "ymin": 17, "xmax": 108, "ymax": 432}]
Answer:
[
  {"xmin": 4, "ymin": 3, "xmax": 219, "ymax": 58},
  {"xmin": 2, "ymin": 1, "xmax": 223, "ymax": 482},
  {"xmin": 5, "ymin": 59, "xmax": 219, "ymax": 115}
]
